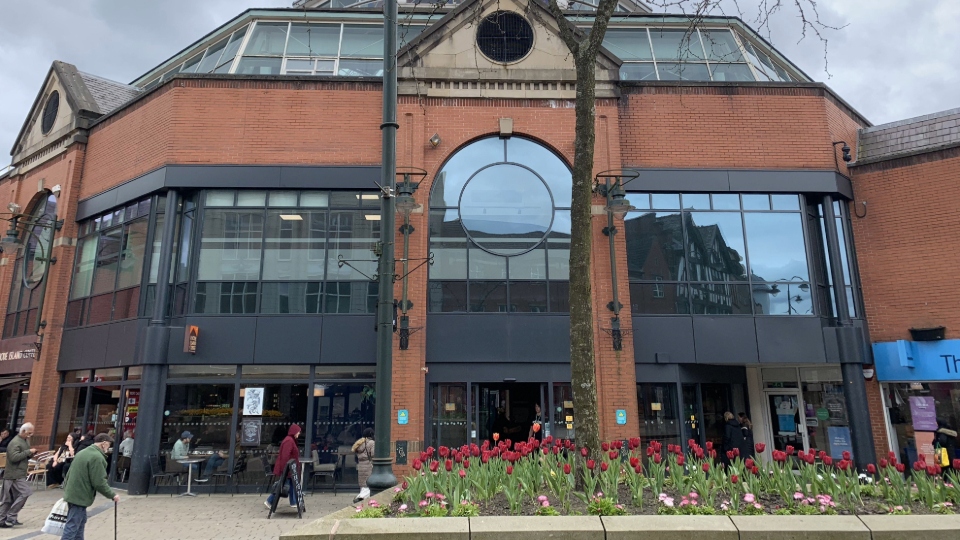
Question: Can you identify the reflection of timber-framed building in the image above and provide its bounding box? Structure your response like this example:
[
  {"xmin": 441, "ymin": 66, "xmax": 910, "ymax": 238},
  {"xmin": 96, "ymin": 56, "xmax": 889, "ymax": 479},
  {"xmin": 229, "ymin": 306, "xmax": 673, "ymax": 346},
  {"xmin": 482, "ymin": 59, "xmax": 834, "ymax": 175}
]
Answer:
[{"xmin": 2, "ymin": 0, "xmax": 953, "ymax": 494}]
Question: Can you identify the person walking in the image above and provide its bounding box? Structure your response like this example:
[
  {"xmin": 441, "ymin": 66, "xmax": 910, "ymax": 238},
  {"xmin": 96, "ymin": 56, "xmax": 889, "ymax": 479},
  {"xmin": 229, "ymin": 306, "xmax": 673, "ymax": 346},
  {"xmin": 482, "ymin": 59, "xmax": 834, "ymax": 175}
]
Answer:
[
  {"xmin": 352, "ymin": 428, "xmax": 375, "ymax": 503},
  {"xmin": 61, "ymin": 433, "xmax": 119, "ymax": 540},
  {"xmin": 738, "ymin": 412, "xmax": 755, "ymax": 458},
  {"xmin": 264, "ymin": 424, "xmax": 301, "ymax": 510},
  {"xmin": 721, "ymin": 411, "xmax": 745, "ymax": 466},
  {"xmin": 0, "ymin": 423, "xmax": 38, "ymax": 528}
]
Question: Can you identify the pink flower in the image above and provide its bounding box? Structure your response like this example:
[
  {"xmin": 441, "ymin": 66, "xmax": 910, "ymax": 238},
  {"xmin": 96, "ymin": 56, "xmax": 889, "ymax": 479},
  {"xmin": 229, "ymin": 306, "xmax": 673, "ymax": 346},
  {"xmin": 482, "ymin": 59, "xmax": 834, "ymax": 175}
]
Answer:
[
  {"xmin": 355, "ymin": 506, "xmax": 362, "ymax": 513},
  {"xmin": 753, "ymin": 503, "xmax": 762, "ymax": 510},
  {"xmin": 425, "ymin": 492, "xmax": 435, "ymax": 499},
  {"xmin": 663, "ymin": 497, "xmax": 675, "ymax": 507},
  {"xmin": 538, "ymin": 495, "xmax": 548, "ymax": 502},
  {"xmin": 419, "ymin": 500, "xmax": 428, "ymax": 508},
  {"xmin": 744, "ymin": 493, "xmax": 756, "ymax": 504},
  {"xmin": 541, "ymin": 500, "xmax": 550, "ymax": 507},
  {"xmin": 794, "ymin": 492, "xmax": 804, "ymax": 500}
]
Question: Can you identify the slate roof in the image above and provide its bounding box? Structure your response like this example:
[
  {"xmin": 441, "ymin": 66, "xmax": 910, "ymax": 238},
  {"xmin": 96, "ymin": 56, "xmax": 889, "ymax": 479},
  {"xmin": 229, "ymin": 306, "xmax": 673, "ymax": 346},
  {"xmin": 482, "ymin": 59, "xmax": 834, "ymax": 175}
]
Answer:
[
  {"xmin": 78, "ymin": 71, "xmax": 141, "ymax": 115},
  {"xmin": 856, "ymin": 107, "xmax": 960, "ymax": 165}
]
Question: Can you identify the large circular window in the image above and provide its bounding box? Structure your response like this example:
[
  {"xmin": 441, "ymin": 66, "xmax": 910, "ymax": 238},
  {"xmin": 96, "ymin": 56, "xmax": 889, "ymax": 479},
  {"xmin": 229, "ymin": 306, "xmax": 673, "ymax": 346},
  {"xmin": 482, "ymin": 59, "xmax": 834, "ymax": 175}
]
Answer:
[
  {"xmin": 476, "ymin": 12, "xmax": 534, "ymax": 63},
  {"xmin": 41, "ymin": 91, "xmax": 59, "ymax": 134}
]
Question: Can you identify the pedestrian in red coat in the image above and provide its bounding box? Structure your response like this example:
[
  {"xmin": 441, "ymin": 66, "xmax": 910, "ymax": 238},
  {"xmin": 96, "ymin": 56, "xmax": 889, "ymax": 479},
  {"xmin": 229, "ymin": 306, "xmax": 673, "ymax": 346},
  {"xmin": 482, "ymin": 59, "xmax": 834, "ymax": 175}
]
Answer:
[{"xmin": 265, "ymin": 424, "xmax": 301, "ymax": 510}]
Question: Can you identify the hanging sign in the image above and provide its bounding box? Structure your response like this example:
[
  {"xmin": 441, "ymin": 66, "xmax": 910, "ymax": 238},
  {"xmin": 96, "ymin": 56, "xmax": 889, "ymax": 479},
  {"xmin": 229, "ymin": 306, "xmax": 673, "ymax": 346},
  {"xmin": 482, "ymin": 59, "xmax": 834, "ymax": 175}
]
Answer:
[
  {"xmin": 243, "ymin": 387, "xmax": 265, "ymax": 416},
  {"xmin": 183, "ymin": 326, "xmax": 199, "ymax": 354}
]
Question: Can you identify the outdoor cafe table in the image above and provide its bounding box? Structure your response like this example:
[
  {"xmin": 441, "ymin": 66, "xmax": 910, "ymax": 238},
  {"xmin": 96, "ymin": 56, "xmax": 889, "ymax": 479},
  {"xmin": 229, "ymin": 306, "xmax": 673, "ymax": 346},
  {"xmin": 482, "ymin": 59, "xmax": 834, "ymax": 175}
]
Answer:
[{"xmin": 176, "ymin": 456, "xmax": 207, "ymax": 496}]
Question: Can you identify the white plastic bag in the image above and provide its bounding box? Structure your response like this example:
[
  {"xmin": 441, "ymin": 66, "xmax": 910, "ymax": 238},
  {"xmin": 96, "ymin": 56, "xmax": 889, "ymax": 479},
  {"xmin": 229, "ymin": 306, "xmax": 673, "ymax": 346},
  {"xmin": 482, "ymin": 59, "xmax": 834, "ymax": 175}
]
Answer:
[{"xmin": 41, "ymin": 498, "xmax": 69, "ymax": 536}]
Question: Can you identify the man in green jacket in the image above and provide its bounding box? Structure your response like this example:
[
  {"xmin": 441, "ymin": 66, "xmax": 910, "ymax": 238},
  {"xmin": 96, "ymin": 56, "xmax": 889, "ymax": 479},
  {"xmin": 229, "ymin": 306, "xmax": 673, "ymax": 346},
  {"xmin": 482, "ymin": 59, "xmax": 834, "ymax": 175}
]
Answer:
[
  {"xmin": 62, "ymin": 433, "xmax": 120, "ymax": 540},
  {"xmin": 0, "ymin": 423, "xmax": 37, "ymax": 528}
]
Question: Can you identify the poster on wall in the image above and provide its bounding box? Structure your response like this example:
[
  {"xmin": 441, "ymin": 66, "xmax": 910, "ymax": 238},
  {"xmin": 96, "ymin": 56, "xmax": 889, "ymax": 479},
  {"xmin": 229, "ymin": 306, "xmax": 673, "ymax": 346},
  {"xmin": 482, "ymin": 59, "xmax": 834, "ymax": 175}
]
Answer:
[
  {"xmin": 909, "ymin": 396, "xmax": 938, "ymax": 431},
  {"xmin": 916, "ymin": 431, "xmax": 936, "ymax": 465},
  {"xmin": 241, "ymin": 418, "xmax": 262, "ymax": 446},
  {"xmin": 243, "ymin": 387, "xmax": 265, "ymax": 416},
  {"xmin": 827, "ymin": 426, "xmax": 853, "ymax": 460}
]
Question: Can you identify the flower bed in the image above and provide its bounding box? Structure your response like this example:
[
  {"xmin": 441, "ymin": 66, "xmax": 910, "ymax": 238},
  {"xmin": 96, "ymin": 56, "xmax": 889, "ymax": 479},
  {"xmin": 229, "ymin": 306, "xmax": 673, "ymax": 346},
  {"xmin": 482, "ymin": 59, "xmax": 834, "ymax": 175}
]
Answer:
[{"xmin": 359, "ymin": 437, "xmax": 960, "ymax": 518}]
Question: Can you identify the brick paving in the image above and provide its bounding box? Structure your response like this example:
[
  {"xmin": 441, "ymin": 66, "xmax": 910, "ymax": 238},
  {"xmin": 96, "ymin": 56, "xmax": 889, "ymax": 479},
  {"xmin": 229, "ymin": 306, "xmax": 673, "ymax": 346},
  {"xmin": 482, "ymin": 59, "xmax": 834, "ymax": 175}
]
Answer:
[{"xmin": 0, "ymin": 487, "xmax": 355, "ymax": 540}]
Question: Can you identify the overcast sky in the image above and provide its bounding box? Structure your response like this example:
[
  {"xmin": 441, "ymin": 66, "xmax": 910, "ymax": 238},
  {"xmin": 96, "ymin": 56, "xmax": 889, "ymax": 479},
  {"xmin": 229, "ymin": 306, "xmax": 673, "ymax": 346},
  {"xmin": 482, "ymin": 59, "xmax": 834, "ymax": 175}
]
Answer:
[{"xmin": 1, "ymin": 0, "xmax": 958, "ymax": 161}]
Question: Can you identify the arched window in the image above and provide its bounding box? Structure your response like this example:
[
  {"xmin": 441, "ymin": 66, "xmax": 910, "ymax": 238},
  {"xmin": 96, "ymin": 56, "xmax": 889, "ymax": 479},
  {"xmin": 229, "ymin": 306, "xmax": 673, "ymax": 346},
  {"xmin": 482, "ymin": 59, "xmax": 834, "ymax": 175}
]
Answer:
[
  {"xmin": 4, "ymin": 193, "xmax": 57, "ymax": 338},
  {"xmin": 428, "ymin": 136, "xmax": 571, "ymax": 313}
]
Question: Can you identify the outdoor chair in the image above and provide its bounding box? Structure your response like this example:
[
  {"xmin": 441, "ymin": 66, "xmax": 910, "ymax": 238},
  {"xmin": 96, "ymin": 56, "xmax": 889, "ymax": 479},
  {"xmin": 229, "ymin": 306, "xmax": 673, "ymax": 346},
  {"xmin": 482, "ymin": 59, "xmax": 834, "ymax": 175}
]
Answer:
[
  {"xmin": 211, "ymin": 454, "xmax": 246, "ymax": 496},
  {"xmin": 149, "ymin": 454, "xmax": 178, "ymax": 496},
  {"xmin": 310, "ymin": 449, "xmax": 339, "ymax": 495},
  {"xmin": 258, "ymin": 454, "xmax": 276, "ymax": 494}
]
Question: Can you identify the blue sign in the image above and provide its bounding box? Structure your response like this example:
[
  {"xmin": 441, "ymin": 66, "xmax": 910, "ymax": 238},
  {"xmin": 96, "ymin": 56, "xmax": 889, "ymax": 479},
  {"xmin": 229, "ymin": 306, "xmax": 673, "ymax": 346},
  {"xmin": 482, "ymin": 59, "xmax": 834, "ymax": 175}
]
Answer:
[
  {"xmin": 827, "ymin": 426, "xmax": 853, "ymax": 461},
  {"xmin": 874, "ymin": 339, "xmax": 960, "ymax": 382},
  {"xmin": 397, "ymin": 409, "xmax": 408, "ymax": 425},
  {"xmin": 615, "ymin": 409, "xmax": 627, "ymax": 425}
]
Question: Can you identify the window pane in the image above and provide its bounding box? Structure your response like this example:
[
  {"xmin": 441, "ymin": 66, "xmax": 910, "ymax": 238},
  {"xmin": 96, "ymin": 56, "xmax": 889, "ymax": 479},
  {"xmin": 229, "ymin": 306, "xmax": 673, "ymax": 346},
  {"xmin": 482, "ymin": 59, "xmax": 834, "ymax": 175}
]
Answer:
[
  {"xmin": 180, "ymin": 53, "xmax": 203, "ymax": 74},
  {"xmin": 71, "ymin": 236, "xmax": 98, "ymax": 299},
  {"xmin": 603, "ymin": 29, "xmax": 653, "ymax": 60},
  {"xmin": 509, "ymin": 246, "xmax": 547, "ymax": 280},
  {"xmin": 337, "ymin": 59, "xmax": 382, "ymax": 77},
  {"xmin": 744, "ymin": 213, "xmax": 809, "ymax": 282},
  {"xmin": 469, "ymin": 248, "xmax": 507, "ymax": 280},
  {"xmin": 656, "ymin": 62, "xmax": 711, "ymax": 81},
  {"xmin": 685, "ymin": 212, "xmax": 747, "ymax": 282},
  {"xmin": 245, "ymin": 22, "xmax": 288, "ymax": 56},
  {"xmin": 630, "ymin": 282, "xmax": 690, "ymax": 314},
  {"xmin": 113, "ymin": 286, "xmax": 140, "ymax": 320},
  {"xmin": 268, "ymin": 191, "xmax": 298, "ymax": 207},
  {"xmin": 87, "ymin": 293, "xmax": 113, "ymax": 325},
  {"xmin": 300, "ymin": 192, "xmax": 329, "ymax": 208},
  {"xmin": 315, "ymin": 60, "xmax": 335, "ymax": 74},
  {"xmin": 651, "ymin": 193, "xmax": 680, "ymax": 209},
  {"xmin": 547, "ymin": 210, "xmax": 570, "ymax": 280},
  {"xmin": 835, "ymin": 217, "xmax": 852, "ymax": 283},
  {"xmin": 709, "ymin": 63, "xmax": 755, "ymax": 82},
  {"xmin": 238, "ymin": 384, "xmax": 308, "ymax": 464},
  {"xmin": 242, "ymin": 365, "xmax": 311, "ymax": 378},
  {"xmin": 215, "ymin": 26, "xmax": 248, "ymax": 72},
  {"xmin": 753, "ymin": 282, "xmax": 812, "ymax": 315},
  {"xmin": 650, "ymin": 29, "xmax": 705, "ymax": 61},
  {"xmin": 429, "ymin": 210, "xmax": 468, "ymax": 279},
  {"xmin": 626, "ymin": 194, "xmax": 650, "ymax": 210},
  {"xmin": 741, "ymin": 194, "xmax": 770, "ymax": 211},
  {"xmin": 624, "ymin": 211, "xmax": 684, "ymax": 281},
  {"xmin": 197, "ymin": 210, "xmax": 264, "ymax": 281},
  {"xmin": 428, "ymin": 281, "xmax": 468, "ymax": 312},
  {"xmin": 505, "ymin": 137, "xmax": 572, "ymax": 207},
  {"xmin": 287, "ymin": 23, "xmax": 340, "ymax": 56},
  {"xmin": 711, "ymin": 193, "xmax": 740, "ymax": 210},
  {"xmin": 149, "ymin": 214, "xmax": 164, "ymax": 284},
  {"xmin": 117, "ymin": 218, "xmax": 149, "ymax": 289},
  {"xmin": 262, "ymin": 210, "xmax": 326, "ymax": 280},
  {"xmin": 398, "ymin": 24, "xmax": 425, "ymax": 49},
  {"xmin": 549, "ymin": 281, "xmax": 569, "ymax": 312},
  {"xmin": 340, "ymin": 25, "xmax": 384, "ymax": 58},
  {"xmin": 690, "ymin": 282, "xmax": 752, "ymax": 314},
  {"xmin": 771, "ymin": 194, "xmax": 801, "ymax": 211},
  {"xmin": 206, "ymin": 190, "xmax": 235, "ymax": 207},
  {"xmin": 324, "ymin": 281, "xmax": 376, "ymax": 313},
  {"xmin": 261, "ymin": 282, "xmax": 323, "ymax": 314},
  {"xmin": 430, "ymin": 137, "xmax": 505, "ymax": 207},
  {"xmin": 237, "ymin": 191, "xmax": 266, "ymax": 207},
  {"xmin": 681, "ymin": 194, "xmax": 710, "ymax": 210},
  {"xmin": 91, "ymin": 227, "xmax": 122, "ymax": 295},
  {"xmin": 194, "ymin": 282, "xmax": 258, "ymax": 314},
  {"xmin": 168, "ymin": 365, "xmax": 238, "ymax": 378},
  {"xmin": 620, "ymin": 63, "xmax": 658, "ymax": 81},
  {"xmin": 161, "ymin": 384, "xmax": 234, "ymax": 468},
  {"xmin": 509, "ymin": 281, "xmax": 548, "ymax": 313},
  {"xmin": 469, "ymin": 281, "xmax": 507, "ymax": 312},
  {"xmin": 197, "ymin": 37, "xmax": 229, "ymax": 74},
  {"xmin": 699, "ymin": 30, "xmax": 744, "ymax": 62},
  {"xmin": 236, "ymin": 57, "xmax": 282, "ymax": 75},
  {"xmin": 326, "ymin": 211, "xmax": 379, "ymax": 280},
  {"xmin": 177, "ymin": 211, "xmax": 194, "ymax": 284},
  {"xmin": 285, "ymin": 59, "xmax": 314, "ymax": 73}
]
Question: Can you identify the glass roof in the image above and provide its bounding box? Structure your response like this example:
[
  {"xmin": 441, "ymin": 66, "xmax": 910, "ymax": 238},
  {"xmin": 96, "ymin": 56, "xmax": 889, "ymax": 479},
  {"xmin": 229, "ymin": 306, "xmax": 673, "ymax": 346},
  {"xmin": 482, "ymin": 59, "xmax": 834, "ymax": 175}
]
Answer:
[{"xmin": 134, "ymin": 11, "xmax": 808, "ymax": 88}]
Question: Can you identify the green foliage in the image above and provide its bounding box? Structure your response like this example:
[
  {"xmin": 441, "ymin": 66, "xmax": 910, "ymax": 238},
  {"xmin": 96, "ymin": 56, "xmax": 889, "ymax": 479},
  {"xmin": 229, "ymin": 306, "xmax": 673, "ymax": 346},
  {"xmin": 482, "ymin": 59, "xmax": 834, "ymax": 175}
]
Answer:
[
  {"xmin": 451, "ymin": 501, "xmax": 480, "ymax": 517},
  {"xmin": 420, "ymin": 502, "xmax": 449, "ymax": 518},
  {"xmin": 353, "ymin": 507, "xmax": 387, "ymax": 518},
  {"xmin": 587, "ymin": 497, "xmax": 626, "ymax": 516},
  {"xmin": 536, "ymin": 505, "xmax": 561, "ymax": 516},
  {"xmin": 657, "ymin": 503, "xmax": 717, "ymax": 516}
]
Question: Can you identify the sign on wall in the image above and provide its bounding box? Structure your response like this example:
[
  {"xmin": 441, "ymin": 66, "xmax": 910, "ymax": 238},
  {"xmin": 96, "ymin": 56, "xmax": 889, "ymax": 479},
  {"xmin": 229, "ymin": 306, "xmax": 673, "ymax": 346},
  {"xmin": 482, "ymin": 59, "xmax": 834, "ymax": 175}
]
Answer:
[
  {"xmin": 243, "ymin": 387, "xmax": 265, "ymax": 416},
  {"xmin": 909, "ymin": 396, "xmax": 938, "ymax": 431},
  {"xmin": 183, "ymin": 325, "xmax": 199, "ymax": 354},
  {"xmin": 241, "ymin": 418, "xmax": 261, "ymax": 446},
  {"xmin": 827, "ymin": 426, "xmax": 853, "ymax": 460}
]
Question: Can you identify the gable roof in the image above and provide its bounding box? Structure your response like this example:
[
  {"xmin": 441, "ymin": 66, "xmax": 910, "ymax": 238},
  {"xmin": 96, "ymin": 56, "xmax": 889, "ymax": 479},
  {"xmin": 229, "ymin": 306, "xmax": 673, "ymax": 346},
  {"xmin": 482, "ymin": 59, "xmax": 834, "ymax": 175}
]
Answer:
[{"xmin": 78, "ymin": 71, "xmax": 142, "ymax": 116}]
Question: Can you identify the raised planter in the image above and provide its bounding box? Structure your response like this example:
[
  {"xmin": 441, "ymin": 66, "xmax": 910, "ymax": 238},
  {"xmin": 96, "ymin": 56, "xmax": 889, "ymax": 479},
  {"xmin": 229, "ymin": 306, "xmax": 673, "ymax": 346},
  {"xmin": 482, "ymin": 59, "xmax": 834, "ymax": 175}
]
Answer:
[
  {"xmin": 859, "ymin": 514, "xmax": 960, "ymax": 540},
  {"xmin": 471, "ymin": 516, "xmax": 603, "ymax": 540},
  {"xmin": 602, "ymin": 515, "xmax": 737, "ymax": 540},
  {"xmin": 730, "ymin": 515, "xmax": 870, "ymax": 540}
]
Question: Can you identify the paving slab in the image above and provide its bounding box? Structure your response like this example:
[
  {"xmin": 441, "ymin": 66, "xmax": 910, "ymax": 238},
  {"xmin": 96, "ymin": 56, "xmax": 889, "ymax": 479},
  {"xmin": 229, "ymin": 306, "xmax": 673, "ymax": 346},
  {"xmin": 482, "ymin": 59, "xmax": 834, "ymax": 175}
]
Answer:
[
  {"xmin": 731, "ymin": 515, "xmax": 871, "ymax": 540},
  {"xmin": 470, "ymin": 515, "xmax": 604, "ymax": 540},
  {"xmin": 281, "ymin": 517, "xmax": 469, "ymax": 539},
  {"xmin": 858, "ymin": 514, "xmax": 960, "ymax": 540},
  {"xmin": 602, "ymin": 515, "xmax": 738, "ymax": 540}
]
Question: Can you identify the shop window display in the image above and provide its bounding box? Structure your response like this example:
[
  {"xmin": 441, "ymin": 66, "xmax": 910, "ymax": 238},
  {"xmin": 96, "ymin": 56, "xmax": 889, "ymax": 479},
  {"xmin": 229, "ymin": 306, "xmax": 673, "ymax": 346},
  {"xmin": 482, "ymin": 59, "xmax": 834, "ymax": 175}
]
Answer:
[{"xmin": 884, "ymin": 383, "xmax": 960, "ymax": 465}]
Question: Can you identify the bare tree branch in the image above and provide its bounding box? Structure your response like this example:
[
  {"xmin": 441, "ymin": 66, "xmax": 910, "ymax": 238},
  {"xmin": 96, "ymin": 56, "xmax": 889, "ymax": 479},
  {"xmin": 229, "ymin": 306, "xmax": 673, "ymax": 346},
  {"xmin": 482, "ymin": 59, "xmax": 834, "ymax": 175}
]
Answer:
[{"xmin": 546, "ymin": 0, "xmax": 582, "ymax": 55}]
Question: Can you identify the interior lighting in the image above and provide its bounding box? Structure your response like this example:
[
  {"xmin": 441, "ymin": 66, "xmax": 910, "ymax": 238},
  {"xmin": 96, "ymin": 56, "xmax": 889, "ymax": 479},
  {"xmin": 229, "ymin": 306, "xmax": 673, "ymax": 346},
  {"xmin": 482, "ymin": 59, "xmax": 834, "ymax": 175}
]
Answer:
[
  {"xmin": 364, "ymin": 214, "xmax": 381, "ymax": 221},
  {"xmin": 279, "ymin": 214, "xmax": 303, "ymax": 221},
  {"xmin": 356, "ymin": 194, "xmax": 380, "ymax": 200},
  {"xmin": 314, "ymin": 384, "xmax": 327, "ymax": 397}
]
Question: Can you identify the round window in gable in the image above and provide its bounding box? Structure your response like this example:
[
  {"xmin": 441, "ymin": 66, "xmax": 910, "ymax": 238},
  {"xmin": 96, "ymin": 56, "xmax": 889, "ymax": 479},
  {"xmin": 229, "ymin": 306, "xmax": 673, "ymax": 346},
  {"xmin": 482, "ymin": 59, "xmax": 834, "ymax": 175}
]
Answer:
[
  {"xmin": 41, "ymin": 91, "xmax": 60, "ymax": 134},
  {"xmin": 476, "ymin": 11, "xmax": 534, "ymax": 64}
]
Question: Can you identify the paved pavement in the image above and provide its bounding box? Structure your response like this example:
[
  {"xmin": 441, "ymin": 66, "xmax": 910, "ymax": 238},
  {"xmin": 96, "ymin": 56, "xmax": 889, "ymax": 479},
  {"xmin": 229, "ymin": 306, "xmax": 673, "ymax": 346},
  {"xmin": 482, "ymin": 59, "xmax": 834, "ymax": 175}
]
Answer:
[{"xmin": 0, "ymin": 487, "xmax": 355, "ymax": 540}]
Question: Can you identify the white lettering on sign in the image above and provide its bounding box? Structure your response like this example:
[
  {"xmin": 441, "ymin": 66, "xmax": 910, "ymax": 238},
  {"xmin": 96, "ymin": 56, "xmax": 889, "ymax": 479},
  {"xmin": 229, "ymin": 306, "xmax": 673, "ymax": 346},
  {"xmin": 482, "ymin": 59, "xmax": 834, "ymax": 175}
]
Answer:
[{"xmin": 0, "ymin": 349, "xmax": 36, "ymax": 362}]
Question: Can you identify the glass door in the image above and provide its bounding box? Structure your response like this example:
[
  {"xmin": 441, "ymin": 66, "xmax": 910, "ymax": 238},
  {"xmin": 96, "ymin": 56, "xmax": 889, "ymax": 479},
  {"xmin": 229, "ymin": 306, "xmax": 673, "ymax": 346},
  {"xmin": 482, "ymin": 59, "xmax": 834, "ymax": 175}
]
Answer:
[
  {"xmin": 431, "ymin": 384, "xmax": 468, "ymax": 449},
  {"xmin": 682, "ymin": 384, "xmax": 702, "ymax": 446},
  {"xmin": 112, "ymin": 387, "xmax": 140, "ymax": 484},
  {"xmin": 766, "ymin": 392, "xmax": 808, "ymax": 452},
  {"xmin": 700, "ymin": 384, "xmax": 733, "ymax": 452}
]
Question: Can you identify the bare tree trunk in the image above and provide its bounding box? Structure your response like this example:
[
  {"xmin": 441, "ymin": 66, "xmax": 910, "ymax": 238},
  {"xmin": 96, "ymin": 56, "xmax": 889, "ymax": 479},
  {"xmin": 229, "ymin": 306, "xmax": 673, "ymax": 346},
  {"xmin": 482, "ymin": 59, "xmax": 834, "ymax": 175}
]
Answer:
[{"xmin": 568, "ymin": 56, "xmax": 600, "ymax": 458}]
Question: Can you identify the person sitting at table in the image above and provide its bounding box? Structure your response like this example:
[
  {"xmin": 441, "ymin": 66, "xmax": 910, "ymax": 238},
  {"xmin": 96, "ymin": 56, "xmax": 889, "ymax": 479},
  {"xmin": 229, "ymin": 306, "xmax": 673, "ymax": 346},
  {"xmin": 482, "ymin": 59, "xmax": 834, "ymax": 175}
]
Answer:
[
  {"xmin": 75, "ymin": 431, "xmax": 96, "ymax": 453},
  {"xmin": 116, "ymin": 431, "xmax": 134, "ymax": 481},
  {"xmin": 198, "ymin": 450, "xmax": 228, "ymax": 481},
  {"xmin": 172, "ymin": 431, "xmax": 204, "ymax": 482},
  {"xmin": 0, "ymin": 428, "xmax": 13, "ymax": 452},
  {"xmin": 46, "ymin": 432, "xmax": 78, "ymax": 487}
]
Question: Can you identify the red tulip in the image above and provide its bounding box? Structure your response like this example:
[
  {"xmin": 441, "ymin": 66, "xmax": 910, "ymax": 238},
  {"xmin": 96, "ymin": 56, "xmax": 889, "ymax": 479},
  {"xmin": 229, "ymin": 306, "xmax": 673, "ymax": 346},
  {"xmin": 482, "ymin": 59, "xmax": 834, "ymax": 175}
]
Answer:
[
  {"xmin": 609, "ymin": 450, "xmax": 619, "ymax": 460},
  {"xmin": 587, "ymin": 459, "xmax": 596, "ymax": 470},
  {"xmin": 688, "ymin": 439, "xmax": 696, "ymax": 449},
  {"xmin": 838, "ymin": 460, "xmax": 850, "ymax": 471},
  {"xmin": 533, "ymin": 423, "xmax": 541, "ymax": 433},
  {"xmin": 731, "ymin": 474, "xmax": 739, "ymax": 484},
  {"xmin": 600, "ymin": 462, "xmax": 609, "ymax": 472},
  {"xmin": 745, "ymin": 458, "xmax": 755, "ymax": 469},
  {"xmin": 458, "ymin": 469, "xmax": 466, "ymax": 478},
  {"xmin": 953, "ymin": 459, "xmax": 960, "ymax": 470},
  {"xmin": 879, "ymin": 458, "xmax": 888, "ymax": 469},
  {"xmin": 866, "ymin": 464, "xmax": 876, "ymax": 474},
  {"xmin": 751, "ymin": 466, "xmax": 760, "ymax": 475},
  {"xmin": 646, "ymin": 447, "xmax": 655, "ymax": 457},
  {"xmin": 630, "ymin": 457, "xmax": 640, "ymax": 468},
  {"xmin": 445, "ymin": 459, "xmax": 453, "ymax": 472},
  {"xmin": 634, "ymin": 465, "xmax": 642, "ymax": 474},
  {"xmin": 706, "ymin": 441, "xmax": 714, "ymax": 451},
  {"xmin": 412, "ymin": 459, "xmax": 422, "ymax": 471},
  {"xmin": 563, "ymin": 463, "xmax": 572, "ymax": 475},
  {"xmin": 786, "ymin": 445, "xmax": 795, "ymax": 456},
  {"xmin": 581, "ymin": 447, "xmax": 589, "ymax": 458},
  {"xmin": 439, "ymin": 446, "xmax": 450, "ymax": 458},
  {"xmin": 695, "ymin": 449, "xmax": 705, "ymax": 459},
  {"xmin": 676, "ymin": 455, "xmax": 685, "ymax": 466},
  {"xmin": 842, "ymin": 451, "xmax": 851, "ymax": 461},
  {"xmin": 702, "ymin": 462, "xmax": 710, "ymax": 473},
  {"xmin": 818, "ymin": 450, "xmax": 827, "ymax": 461},
  {"xmin": 602, "ymin": 442, "xmax": 610, "ymax": 452},
  {"xmin": 919, "ymin": 454, "xmax": 927, "ymax": 464},
  {"xmin": 733, "ymin": 448, "xmax": 740, "ymax": 457},
  {"xmin": 401, "ymin": 480, "xmax": 408, "ymax": 489},
  {"xmin": 823, "ymin": 456, "xmax": 833, "ymax": 466},
  {"xmin": 653, "ymin": 453, "xmax": 662, "ymax": 464},
  {"xmin": 429, "ymin": 460, "xmax": 439, "ymax": 472},
  {"xmin": 506, "ymin": 465, "xmax": 513, "ymax": 475},
  {"xmin": 726, "ymin": 451, "xmax": 735, "ymax": 460},
  {"xmin": 755, "ymin": 443, "xmax": 766, "ymax": 454},
  {"xmin": 493, "ymin": 433, "xmax": 500, "ymax": 442},
  {"xmin": 927, "ymin": 465, "xmax": 938, "ymax": 476},
  {"xmin": 896, "ymin": 463, "xmax": 905, "ymax": 473},
  {"xmin": 463, "ymin": 459, "xmax": 470, "ymax": 469}
]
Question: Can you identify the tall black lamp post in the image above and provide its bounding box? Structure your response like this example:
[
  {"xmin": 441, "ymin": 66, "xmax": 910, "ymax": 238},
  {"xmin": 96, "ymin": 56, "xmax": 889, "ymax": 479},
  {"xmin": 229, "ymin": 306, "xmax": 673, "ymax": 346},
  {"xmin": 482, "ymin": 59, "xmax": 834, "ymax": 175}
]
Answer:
[
  {"xmin": 594, "ymin": 170, "xmax": 638, "ymax": 351},
  {"xmin": 0, "ymin": 202, "xmax": 63, "ymax": 353}
]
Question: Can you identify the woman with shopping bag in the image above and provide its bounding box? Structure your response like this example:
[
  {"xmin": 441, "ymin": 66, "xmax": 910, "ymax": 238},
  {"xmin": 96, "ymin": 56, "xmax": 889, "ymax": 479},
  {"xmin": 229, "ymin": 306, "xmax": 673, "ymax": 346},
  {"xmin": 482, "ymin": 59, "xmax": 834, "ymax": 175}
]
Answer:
[{"xmin": 352, "ymin": 428, "xmax": 375, "ymax": 503}]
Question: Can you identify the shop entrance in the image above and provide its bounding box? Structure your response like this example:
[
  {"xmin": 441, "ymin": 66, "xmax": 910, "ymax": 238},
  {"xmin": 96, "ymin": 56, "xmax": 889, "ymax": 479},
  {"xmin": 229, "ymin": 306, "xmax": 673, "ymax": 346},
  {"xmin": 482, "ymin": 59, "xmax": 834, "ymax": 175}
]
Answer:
[
  {"xmin": 430, "ymin": 382, "xmax": 550, "ymax": 449},
  {"xmin": 765, "ymin": 391, "xmax": 808, "ymax": 453}
]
